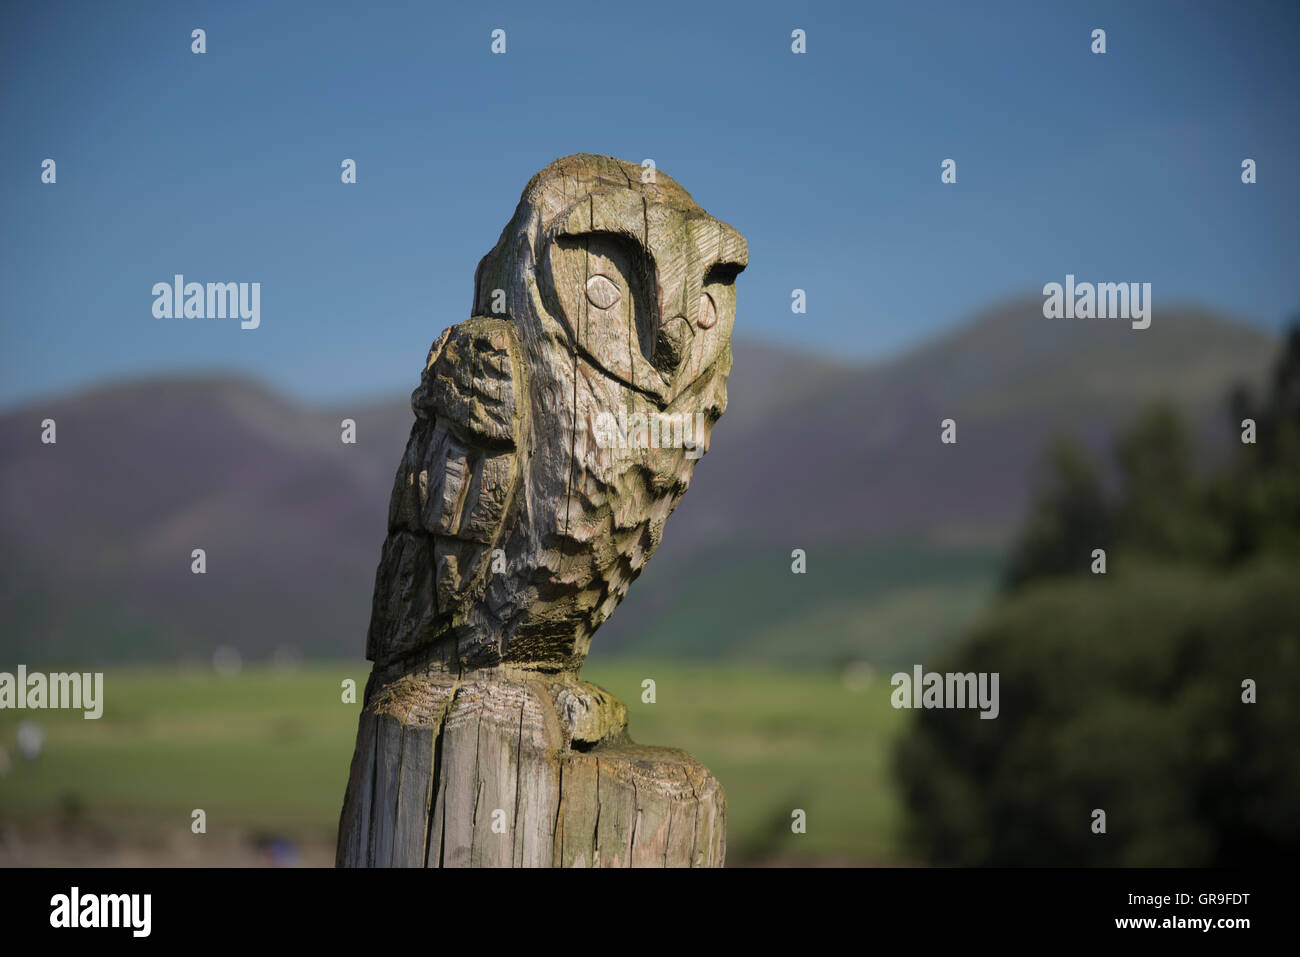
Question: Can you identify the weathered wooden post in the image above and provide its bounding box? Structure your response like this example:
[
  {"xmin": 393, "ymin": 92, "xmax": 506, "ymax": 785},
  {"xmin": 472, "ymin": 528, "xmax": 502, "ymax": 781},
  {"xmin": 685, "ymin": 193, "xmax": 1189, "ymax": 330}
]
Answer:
[{"xmin": 337, "ymin": 154, "xmax": 747, "ymax": 867}]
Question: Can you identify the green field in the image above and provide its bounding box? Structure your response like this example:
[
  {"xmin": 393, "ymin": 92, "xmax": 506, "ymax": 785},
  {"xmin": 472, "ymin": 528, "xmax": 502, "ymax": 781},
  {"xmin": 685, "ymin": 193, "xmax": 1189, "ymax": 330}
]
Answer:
[
  {"xmin": 606, "ymin": 541, "xmax": 1002, "ymax": 670},
  {"xmin": 0, "ymin": 661, "xmax": 909, "ymax": 866}
]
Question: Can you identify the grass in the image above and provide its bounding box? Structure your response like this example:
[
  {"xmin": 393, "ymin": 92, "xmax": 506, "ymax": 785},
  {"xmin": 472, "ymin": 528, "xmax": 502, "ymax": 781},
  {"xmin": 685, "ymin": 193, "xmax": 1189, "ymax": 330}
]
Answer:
[
  {"xmin": 587, "ymin": 659, "xmax": 908, "ymax": 864},
  {"xmin": 0, "ymin": 660, "xmax": 910, "ymax": 865},
  {"xmin": 603, "ymin": 540, "xmax": 1002, "ymax": 671}
]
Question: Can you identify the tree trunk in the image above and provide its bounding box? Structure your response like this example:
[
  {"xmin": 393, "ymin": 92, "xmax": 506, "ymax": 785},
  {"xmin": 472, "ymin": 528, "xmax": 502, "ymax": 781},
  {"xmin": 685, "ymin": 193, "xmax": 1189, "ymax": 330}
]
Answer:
[{"xmin": 337, "ymin": 668, "xmax": 725, "ymax": 867}]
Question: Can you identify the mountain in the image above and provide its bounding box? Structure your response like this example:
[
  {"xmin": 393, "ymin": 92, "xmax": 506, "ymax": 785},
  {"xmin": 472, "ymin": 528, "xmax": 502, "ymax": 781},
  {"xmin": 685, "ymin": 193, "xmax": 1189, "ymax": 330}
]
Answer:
[
  {"xmin": 598, "ymin": 300, "xmax": 1278, "ymax": 666},
  {"xmin": 684, "ymin": 299, "xmax": 1276, "ymax": 548},
  {"xmin": 0, "ymin": 301, "xmax": 1277, "ymax": 668}
]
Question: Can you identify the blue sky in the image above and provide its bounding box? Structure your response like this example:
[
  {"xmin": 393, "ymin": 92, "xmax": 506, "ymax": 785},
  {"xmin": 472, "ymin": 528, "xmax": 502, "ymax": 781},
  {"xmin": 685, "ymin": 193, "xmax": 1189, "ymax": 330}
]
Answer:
[{"xmin": 2, "ymin": 0, "xmax": 1298, "ymax": 408}]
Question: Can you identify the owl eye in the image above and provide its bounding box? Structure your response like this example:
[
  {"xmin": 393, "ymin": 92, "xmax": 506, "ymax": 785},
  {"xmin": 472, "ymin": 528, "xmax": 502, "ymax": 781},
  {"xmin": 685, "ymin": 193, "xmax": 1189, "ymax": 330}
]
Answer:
[
  {"xmin": 585, "ymin": 274, "xmax": 622, "ymax": 310},
  {"xmin": 696, "ymin": 292, "xmax": 718, "ymax": 329}
]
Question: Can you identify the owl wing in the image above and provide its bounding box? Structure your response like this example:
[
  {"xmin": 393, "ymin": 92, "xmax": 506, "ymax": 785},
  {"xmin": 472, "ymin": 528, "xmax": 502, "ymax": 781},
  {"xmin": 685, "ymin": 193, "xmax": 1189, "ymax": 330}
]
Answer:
[{"xmin": 366, "ymin": 317, "xmax": 528, "ymax": 665}]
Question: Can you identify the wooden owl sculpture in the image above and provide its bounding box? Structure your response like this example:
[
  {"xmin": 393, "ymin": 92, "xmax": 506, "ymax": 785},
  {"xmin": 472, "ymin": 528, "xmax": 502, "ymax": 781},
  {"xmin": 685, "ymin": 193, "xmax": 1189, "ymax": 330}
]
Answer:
[
  {"xmin": 339, "ymin": 155, "xmax": 746, "ymax": 868},
  {"xmin": 366, "ymin": 153, "xmax": 748, "ymax": 680}
]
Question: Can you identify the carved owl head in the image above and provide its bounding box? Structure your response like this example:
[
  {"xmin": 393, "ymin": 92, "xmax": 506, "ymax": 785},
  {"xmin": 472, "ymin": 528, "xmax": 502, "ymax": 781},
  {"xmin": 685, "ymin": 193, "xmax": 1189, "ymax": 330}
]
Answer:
[{"xmin": 471, "ymin": 154, "xmax": 748, "ymax": 408}]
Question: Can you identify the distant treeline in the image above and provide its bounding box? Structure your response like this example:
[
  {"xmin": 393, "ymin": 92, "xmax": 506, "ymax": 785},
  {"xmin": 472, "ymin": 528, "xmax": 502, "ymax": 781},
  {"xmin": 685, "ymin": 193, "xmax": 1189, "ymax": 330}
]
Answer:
[{"xmin": 896, "ymin": 322, "xmax": 1300, "ymax": 865}]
